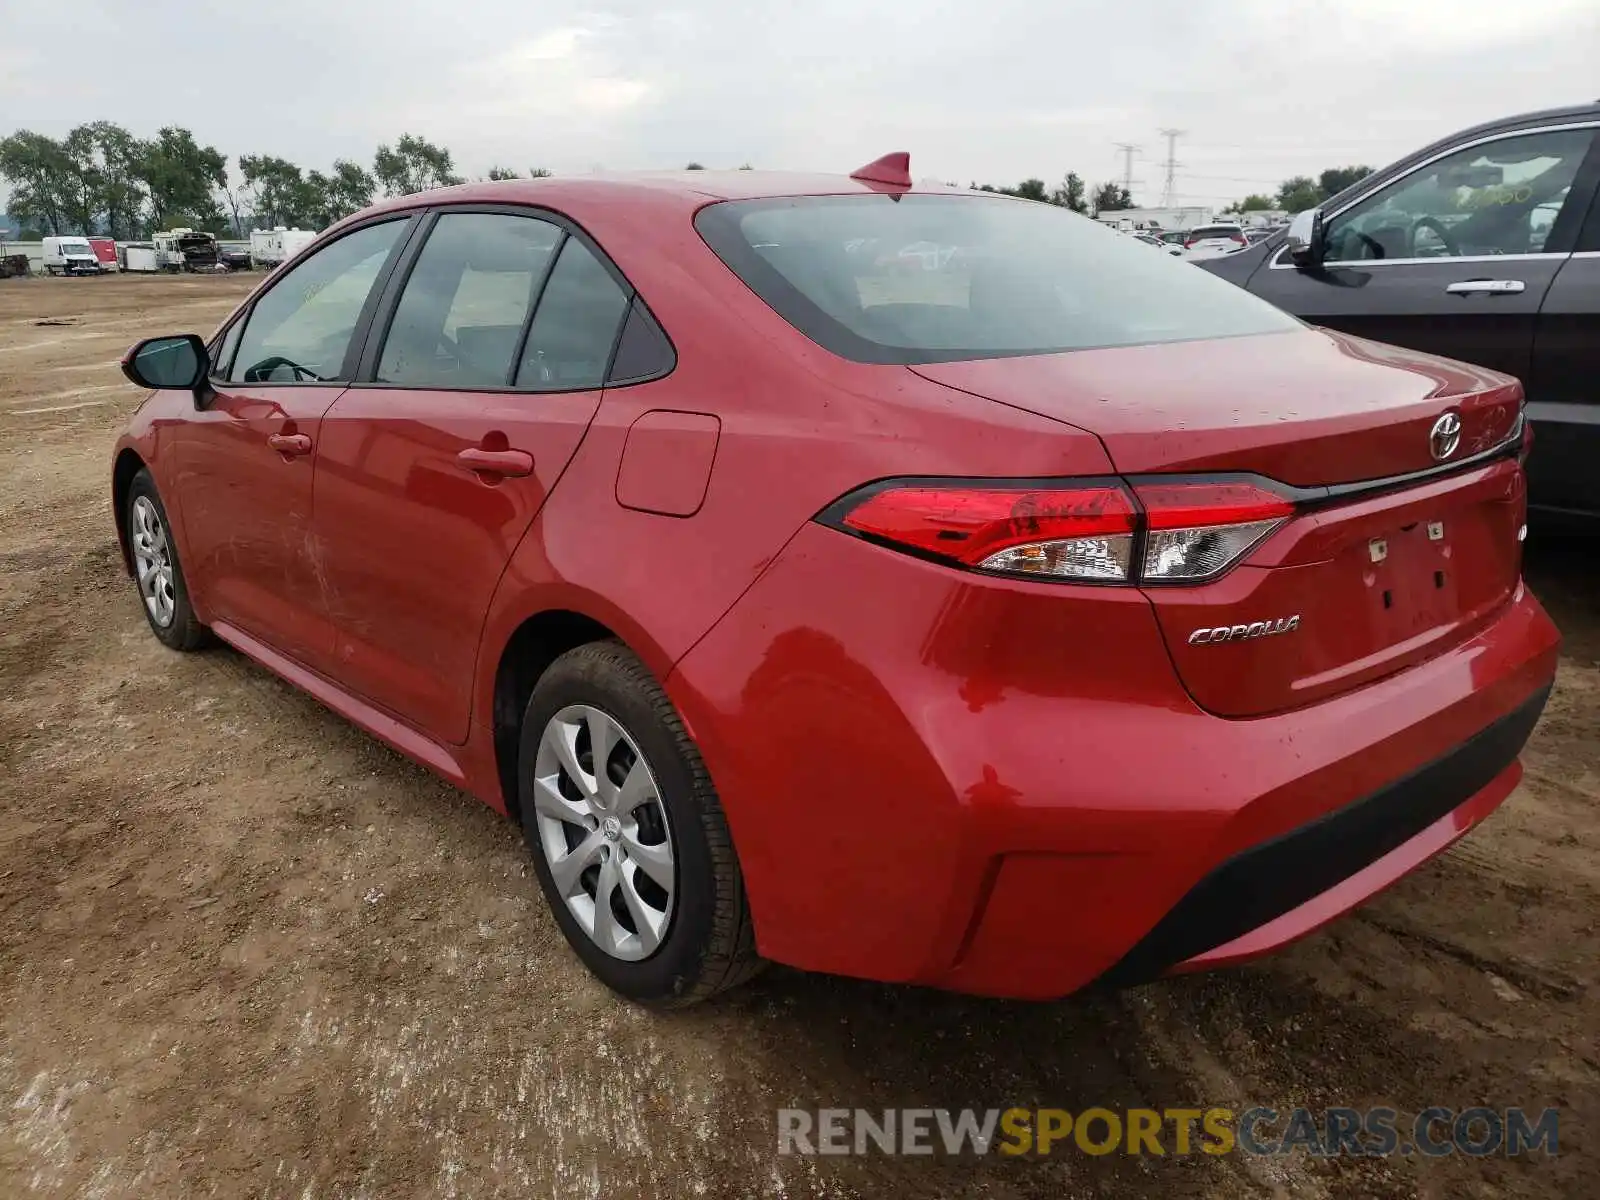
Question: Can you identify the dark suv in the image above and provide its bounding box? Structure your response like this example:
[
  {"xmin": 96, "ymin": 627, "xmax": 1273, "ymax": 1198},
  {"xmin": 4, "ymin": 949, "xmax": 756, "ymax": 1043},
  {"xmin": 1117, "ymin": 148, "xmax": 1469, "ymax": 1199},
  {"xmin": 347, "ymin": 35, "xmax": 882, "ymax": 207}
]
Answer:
[{"xmin": 1200, "ymin": 102, "xmax": 1600, "ymax": 524}]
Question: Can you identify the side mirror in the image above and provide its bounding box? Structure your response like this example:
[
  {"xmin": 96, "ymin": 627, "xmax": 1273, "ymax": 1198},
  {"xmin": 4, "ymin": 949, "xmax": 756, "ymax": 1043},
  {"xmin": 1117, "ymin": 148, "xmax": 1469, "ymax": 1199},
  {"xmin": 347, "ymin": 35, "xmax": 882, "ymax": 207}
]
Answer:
[
  {"xmin": 122, "ymin": 334, "xmax": 208, "ymax": 392},
  {"xmin": 1284, "ymin": 208, "xmax": 1325, "ymax": 267}
]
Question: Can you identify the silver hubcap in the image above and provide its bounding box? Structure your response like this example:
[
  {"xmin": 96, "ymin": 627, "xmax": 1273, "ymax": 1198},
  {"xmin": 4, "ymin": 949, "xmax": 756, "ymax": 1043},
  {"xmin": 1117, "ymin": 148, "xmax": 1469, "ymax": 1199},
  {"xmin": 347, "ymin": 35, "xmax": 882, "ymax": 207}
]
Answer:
[
  {"xmin": 532, "ymin": 705, "xmax": 676, "ymax": 961},
  {"xmin": 130, "ymin": 495, "xmax": 176, "ymax": 628}
]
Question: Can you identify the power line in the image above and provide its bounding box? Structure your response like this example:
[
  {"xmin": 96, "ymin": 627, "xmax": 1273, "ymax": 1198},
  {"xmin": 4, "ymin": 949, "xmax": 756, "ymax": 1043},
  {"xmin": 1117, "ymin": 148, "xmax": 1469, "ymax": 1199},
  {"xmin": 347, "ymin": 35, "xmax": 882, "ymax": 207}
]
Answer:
[
  {"xmin": 1158, "ymin": 128, "xmax": 1185, "ymax": 207},
  {"xmin": 1113, "ymin": 142, "xmax": 1141, "ymax": 197}
]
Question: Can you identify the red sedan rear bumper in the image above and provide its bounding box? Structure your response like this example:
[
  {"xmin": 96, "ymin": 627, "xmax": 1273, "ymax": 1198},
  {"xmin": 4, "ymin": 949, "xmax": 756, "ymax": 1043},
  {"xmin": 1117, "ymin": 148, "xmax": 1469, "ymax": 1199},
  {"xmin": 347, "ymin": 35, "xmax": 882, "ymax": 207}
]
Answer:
[{"xmin": 666, "ymin": 523, "xmax": 1560, "ymax": 999}]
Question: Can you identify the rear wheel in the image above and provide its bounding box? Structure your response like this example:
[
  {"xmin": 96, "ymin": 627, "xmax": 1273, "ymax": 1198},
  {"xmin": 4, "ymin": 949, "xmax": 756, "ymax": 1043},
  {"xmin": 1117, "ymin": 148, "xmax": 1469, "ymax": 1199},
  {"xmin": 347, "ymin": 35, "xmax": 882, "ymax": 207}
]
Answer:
[
  {"xmin": 518, "ymin": 641, "xmax": 762, "ymax": 1005},
  {"xmin": 126, "ymin": 470, "xmax": 207, "ymax": 651}
]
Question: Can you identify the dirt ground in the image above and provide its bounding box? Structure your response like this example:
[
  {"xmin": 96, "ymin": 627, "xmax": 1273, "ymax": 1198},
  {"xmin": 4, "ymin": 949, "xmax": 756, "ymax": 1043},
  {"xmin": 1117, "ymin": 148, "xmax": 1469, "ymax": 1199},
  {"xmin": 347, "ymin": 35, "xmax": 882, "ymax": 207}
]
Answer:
[{"xmin": 0, "ymin": 274, "xmax": 1595, "ymax": 1200}]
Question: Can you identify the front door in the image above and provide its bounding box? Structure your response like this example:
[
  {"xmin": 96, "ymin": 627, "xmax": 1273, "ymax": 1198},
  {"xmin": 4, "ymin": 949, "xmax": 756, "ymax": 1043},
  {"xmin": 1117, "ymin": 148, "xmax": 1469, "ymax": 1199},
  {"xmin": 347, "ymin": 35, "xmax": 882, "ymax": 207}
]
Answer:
[
  {"xmin": 314, "ymin": 210, "xmax": 633, "ymax": 743},
  {"xmin": 1248, "ymin": 124, "xmax": 1597, "ymax": 384},
  {"xmin": 171, "ymin": 217, "xmax": 414, "ymax": 666}
]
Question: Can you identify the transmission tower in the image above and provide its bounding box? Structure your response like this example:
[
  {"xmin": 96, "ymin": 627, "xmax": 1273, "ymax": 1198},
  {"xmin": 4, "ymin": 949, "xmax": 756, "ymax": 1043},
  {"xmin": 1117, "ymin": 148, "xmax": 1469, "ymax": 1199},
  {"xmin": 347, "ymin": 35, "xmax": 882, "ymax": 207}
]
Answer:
[
  {"xmin": 1113, "ymin": 143, "xmax": 1141, "ymax": 200},
  {"xmin": 1158, "ymin": 128, "xmax": 1185, "ymax": 207}
]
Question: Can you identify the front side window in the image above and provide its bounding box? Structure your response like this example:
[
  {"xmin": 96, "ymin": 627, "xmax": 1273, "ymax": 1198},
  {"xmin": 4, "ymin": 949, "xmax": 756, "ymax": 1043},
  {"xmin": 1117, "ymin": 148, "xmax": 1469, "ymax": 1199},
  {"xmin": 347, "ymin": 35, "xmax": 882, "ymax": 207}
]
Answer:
[
  {"xmin": 696, "ymin": 194, "xmax": 1299, "ymax": 365},
  {"xmin": 1323, "ymin": 127, "xmax": 1595, "ymax": 263},
  {"xmin": 515, "ymin": 238, "xmax": 631, "ymax": 390},
  {"xmin": 377, "ymin": 212, "xmax": 563, "ymax": 387},
  {"xmin": 230, "ymin": 220, "xmax": 407, "ymax": 383}
]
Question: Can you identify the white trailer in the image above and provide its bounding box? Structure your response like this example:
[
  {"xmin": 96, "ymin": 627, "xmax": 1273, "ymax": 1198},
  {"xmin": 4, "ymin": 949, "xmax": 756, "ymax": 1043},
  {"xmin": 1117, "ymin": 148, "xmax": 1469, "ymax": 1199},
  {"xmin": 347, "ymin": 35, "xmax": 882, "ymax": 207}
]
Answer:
[
  {"xmin": 123, "ymin": 245, "xmax": 162, "ymax": 273},
  {"xmin": 249, "ymin": 227, "xmax": 317, "ymax": 269}
]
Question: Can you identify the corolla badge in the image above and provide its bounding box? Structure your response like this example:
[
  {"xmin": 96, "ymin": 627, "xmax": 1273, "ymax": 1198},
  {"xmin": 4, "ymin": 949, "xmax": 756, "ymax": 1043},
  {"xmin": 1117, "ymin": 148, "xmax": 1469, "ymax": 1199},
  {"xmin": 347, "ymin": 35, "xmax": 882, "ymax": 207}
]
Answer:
[
  {"xmin": 1188, "ymin": 615, "xmax": 1301, "ymax": 645},
  {"xmin": 1430, "ymin": 411, "xmax": 1462, "ymax": 461}
]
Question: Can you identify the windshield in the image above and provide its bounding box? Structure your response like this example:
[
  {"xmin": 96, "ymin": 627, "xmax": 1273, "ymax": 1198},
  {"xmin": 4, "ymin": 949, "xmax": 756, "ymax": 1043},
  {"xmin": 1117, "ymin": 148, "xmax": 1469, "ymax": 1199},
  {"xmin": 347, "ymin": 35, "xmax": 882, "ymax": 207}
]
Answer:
[
  {"xmin": 696, "ymin": 194, "xmax": 1296, "ymax": 364},
  {"xmin": 63, "ymin": 240, "xmax": 93, "ymax": 254}
]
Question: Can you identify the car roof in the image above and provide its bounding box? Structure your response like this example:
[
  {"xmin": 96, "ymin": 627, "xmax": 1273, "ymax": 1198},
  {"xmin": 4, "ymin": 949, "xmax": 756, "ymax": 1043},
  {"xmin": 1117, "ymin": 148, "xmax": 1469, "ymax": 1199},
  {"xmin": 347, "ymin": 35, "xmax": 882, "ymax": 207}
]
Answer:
[{"xmin": 349, "ymin": 169, "xmax": 971, "ymax": 227}]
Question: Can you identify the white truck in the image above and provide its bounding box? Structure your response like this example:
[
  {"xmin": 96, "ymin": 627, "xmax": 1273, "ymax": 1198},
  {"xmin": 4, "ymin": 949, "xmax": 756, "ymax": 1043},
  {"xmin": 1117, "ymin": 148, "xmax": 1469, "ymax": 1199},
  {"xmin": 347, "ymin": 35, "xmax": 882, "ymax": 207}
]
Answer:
[
  {"xmin": 153, "ymin": 229, "xmax": 221, "ymax": 272},
  {"xmin": 249, "ymin": 227, "xmax": 317, "ymax": 270},
  {"xmin": 42, "ymin": 236, "xmax": 104, "ymax": 276}
]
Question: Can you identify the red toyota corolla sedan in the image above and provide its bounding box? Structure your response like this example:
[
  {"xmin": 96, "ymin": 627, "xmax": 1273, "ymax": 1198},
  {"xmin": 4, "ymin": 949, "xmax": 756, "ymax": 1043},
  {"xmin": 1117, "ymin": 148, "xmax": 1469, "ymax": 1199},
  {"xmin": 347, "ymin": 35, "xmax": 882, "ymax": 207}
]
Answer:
[{"xmin": 112, "ymin": 155, "xmax": 1559, "ymax": 1006}]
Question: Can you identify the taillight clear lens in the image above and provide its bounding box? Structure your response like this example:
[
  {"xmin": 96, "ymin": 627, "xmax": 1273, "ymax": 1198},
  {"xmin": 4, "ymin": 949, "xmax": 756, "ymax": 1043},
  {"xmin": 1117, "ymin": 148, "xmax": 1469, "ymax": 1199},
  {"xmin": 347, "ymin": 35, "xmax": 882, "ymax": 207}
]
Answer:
[
  {"xmin": 1133, "ymin": 480, "xmax": 1293, "ymax": 583},
  {"xmin": 1143, "ymin": 519, "xmax": 1284, "ymax": 580},
  {"xmin": 837, "ymin": 484, "xmax": 1138, "ymax": 581},
  {"xmin": 979, "ymin": 534, "xmax": 1133, "ymax": 580}
]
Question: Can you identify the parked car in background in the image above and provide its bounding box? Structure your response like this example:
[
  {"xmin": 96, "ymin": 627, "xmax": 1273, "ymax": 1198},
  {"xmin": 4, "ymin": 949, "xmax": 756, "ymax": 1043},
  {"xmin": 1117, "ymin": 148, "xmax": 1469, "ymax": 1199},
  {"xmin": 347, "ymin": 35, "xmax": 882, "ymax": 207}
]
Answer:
[
  {"xmin": 1129, "ymin": 231, "xmax": 1186, "ymax": 256},
  {"xmin": 1182, "ymin": 223, "xmax": 1250, "ymax": 259},
  {"xmin": 219, "ymin": 246, "xmax": 254, "ymax": 271},
  {"xmin": 1199, "ymin": 101, "xmax": 1600, "ymax": 523},
  {"xmin": 110, "ymin": 162, "xmax": 1556, "ymax": 1006},
  {"xmin": 43, "ymin": 236, "xmax": 105, "ymax": 275}
]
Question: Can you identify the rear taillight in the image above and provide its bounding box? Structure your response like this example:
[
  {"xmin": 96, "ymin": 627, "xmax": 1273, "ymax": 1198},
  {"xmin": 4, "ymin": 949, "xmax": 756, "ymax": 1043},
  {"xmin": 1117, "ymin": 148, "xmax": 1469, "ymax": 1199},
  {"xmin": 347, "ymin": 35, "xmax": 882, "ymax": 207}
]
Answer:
[
  {"xmin": 1231, "ymin": 233, "xmax": 1247, "ymax": 245},
  {"xmin": 1132, "ymin": 480, "xmax": 1292, "ymax": 583},
  {"xmin": 821, "ymin": 478, "xmax": 1294, "ymax": 585},
  {"xmin": 836, "ymin": 483, "xmax": 1137, "ymax": 581}
]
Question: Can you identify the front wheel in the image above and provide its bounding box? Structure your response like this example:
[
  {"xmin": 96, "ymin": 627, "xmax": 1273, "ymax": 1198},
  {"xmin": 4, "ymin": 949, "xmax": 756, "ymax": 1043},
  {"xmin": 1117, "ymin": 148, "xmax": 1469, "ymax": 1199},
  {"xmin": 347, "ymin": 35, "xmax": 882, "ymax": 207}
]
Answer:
[
  {"xmin": 518, "ymin": 641, "xmax": 762, "ymax": 1006},
  {"xmin": 126, "ymin": 470, "xmax": 208, "ymax": 651}
]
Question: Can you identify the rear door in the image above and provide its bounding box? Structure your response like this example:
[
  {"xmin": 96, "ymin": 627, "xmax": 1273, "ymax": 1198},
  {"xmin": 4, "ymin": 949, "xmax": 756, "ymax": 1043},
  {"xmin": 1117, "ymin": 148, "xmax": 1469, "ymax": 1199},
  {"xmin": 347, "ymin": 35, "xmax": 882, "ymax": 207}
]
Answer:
[
  {"xmin": 312, "ymin": 207, "xmax": 634, "ymax": 743},
  {"xmin": 1246, "ymin": 123, "xmax": 1597, "ymax": 384},
  {"xmin": 1526, "ymin": 167, "xmax": 1600, "ymax": 515},
  {"xmin": 169, "ymin": 216, "xmax": 413, "ymax": 667}
]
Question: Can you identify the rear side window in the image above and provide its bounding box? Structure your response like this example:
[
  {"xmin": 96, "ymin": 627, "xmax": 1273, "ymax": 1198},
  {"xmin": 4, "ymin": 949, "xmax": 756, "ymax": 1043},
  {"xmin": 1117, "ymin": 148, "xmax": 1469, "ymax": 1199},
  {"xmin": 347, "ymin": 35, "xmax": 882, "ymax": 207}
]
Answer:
[
  {"xmin": 695, "ymin": 195, "xmax": 1297, "ymax": 364},
  {"xmin": 516, "ymin": 239, "xmax": 631, "ymax": 390},
  {"xmin": 377, "ymin": 212, "xmax": 563, "ymax": 387},
  {"xmin": 231, "ymin": 220, "xmax": 406, "ymax": 383},
  {"xmin": 606, "ymin": 299, "xmax": 675, "ymax": 384}
]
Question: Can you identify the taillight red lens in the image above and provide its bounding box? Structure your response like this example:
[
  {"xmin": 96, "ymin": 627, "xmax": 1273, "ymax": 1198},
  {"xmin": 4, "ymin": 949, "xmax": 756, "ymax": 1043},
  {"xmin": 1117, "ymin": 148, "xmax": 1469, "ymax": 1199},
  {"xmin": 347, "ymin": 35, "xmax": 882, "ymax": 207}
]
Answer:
[
  {"xmin": 841, "ymin": 485, "xmax": 1135, "ymax": 564},
  {"xmin": 1133, "ymin": 481, "xmax": 1295, "ymax": 529}
]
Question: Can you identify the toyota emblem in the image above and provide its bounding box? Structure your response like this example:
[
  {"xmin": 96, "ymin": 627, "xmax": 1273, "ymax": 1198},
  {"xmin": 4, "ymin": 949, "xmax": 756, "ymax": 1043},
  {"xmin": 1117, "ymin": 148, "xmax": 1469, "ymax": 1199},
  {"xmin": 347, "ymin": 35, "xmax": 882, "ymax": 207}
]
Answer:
[{"xmin": 1429, "ymin": 411, "xmax": 1462, "ymax": 461}]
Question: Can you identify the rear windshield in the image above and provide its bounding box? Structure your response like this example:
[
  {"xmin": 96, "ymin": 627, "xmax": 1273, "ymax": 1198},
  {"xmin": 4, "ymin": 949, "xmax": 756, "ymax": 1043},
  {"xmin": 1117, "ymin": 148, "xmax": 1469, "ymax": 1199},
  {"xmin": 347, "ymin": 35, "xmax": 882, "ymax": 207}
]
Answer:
[
  {"xmin": 1188, "ymin": 226, "xmax": 1243, "ymax": 239},
  {"xmin": 695, "ymin": 194, "xmax": 1296, "ymax": 364}
]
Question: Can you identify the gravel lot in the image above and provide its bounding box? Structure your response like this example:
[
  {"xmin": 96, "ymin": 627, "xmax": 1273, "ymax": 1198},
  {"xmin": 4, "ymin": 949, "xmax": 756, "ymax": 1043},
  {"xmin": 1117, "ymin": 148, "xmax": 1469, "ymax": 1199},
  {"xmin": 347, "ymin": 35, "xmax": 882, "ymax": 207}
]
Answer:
[{"xmin": 1, "ymin": 274, "xmax": 1595, "ymax": 1199}]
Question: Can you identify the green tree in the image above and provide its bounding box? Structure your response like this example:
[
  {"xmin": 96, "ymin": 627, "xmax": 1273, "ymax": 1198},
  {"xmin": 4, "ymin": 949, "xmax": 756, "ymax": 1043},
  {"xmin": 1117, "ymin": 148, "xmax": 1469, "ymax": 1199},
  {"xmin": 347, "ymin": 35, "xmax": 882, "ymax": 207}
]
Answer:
[
  {"xmin": 485, "ymin": 165, "xmax": 520, "ymax": 180},
  {"xmin": 137, "ymin": 127, "xmax": 227, "ymax": 231},
  {"xmin": 85, "ymin": 122, "xmax": 147, "ymax": 239},
  {"xmin": 1011, "ymin": 178, "xmax": 1049, "ymax": 202},
  {"xmin": 1092, "ymin": 182, "xmax": 1133, "ymax": 215},
  {"xmin": 239, "ymin": 154, "xmax": 310, "ymax": 227},
  {"xmin": 218, "ymin": 162, "xmax": 249, "ymax": 237},
  {"xmin": 1318, "ymin": 165, "xmax": 1373, "ymax": 200},
  {"xmin": 528, "ymin": 167, "xmax": 553, "ymax": 178},
  {"xmin": 373, "ymin": 133, "xmax": 462, "ymax": 196},
  {"xmin": 685, "ymin": 162, "xmax": 706, "ymax": 170},
  {"xmin": 1049, "ymin": 172, "xmax": 1088, "ymax": 213},
  {"xmin": 325, "ymin": 159, "xmax": 376, "ymax": 221},
  {"xmin": 0, "ymin": 130, "xmax": 74, "ymax": 235},
  {"xmin": 1235, "ymin": 193, "xmax": 1275, "ymax": 212},
  {"xmin": 1276, "ymin": 175, "xmax": 1322, "ymax": 213}
]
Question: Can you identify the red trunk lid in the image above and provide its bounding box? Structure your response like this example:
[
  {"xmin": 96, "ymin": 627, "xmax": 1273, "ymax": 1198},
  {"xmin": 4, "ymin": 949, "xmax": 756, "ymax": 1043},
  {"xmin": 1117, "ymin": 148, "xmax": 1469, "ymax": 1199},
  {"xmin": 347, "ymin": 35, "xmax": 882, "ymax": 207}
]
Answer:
[{"xmin": 913, "ymin": 328, "xmax": 1527, "ymax": 717}]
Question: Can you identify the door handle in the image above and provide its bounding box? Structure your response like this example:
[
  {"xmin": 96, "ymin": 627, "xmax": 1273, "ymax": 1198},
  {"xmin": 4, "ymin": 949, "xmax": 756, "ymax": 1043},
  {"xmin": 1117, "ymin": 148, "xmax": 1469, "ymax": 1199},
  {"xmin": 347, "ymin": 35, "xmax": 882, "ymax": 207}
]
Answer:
[
  {"xmin": 457, "ymin": 447, "xmax": 534, "ymax": 478},
  {"xmin": 1445, "ymin": 279, "xmax": 1525, "ymax": 296},
  {"xmin": 267, "ymin": 432, "xmax": 313, "ymax": 456}
]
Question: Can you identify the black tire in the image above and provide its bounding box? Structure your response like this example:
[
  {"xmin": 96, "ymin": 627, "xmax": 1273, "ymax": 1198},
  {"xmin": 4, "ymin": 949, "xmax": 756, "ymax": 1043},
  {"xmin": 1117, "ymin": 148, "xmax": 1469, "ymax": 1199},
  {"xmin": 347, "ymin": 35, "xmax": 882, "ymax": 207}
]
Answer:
[
  {"xmin": 518, "ymin": 641, "xmax": 763, "ymax": 1006},
  {"xmin": 125, "ymin": 469, "xmax": 208, "ymax": 651}
]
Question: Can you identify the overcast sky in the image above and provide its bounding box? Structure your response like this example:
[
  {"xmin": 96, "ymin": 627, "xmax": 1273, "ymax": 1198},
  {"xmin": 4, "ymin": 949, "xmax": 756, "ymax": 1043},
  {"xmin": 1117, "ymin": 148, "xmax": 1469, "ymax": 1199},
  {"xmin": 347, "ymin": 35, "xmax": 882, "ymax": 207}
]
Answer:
[{"xmin": 3, "ymin": 0, "xmax": 1598, "ymax": 207}]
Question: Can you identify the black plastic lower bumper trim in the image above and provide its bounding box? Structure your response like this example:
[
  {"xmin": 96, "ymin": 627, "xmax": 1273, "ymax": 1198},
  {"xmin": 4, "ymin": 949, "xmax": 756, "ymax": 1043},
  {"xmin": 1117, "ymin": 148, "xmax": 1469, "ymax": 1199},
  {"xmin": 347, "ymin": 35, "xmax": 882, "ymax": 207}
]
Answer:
[{"xmin": 1097, "ymin": 683, "xmax": 1552, "ymax": 988}]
